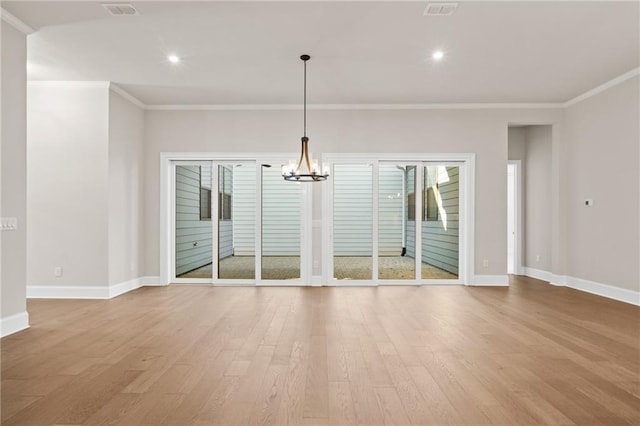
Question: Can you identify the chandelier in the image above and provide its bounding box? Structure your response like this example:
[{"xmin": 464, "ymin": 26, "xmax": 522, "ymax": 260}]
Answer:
[{"xmin": 282, "ymin": 55, "xmax": 329, "ymax": 182}]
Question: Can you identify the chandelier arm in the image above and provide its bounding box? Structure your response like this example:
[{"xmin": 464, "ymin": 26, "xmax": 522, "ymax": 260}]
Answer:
[
  {"xmin": 296, "ymin": 143, "xmax": 305, "ymax": 172},
  {"xmin": 303, "ymin": 139, "xmax": 313, "ymax": 174}
]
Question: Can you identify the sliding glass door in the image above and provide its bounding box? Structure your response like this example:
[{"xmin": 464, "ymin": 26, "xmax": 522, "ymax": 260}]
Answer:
[
  {"xmin": 168, "ymin": 155, "xmax": 467, "ymax": 285},
  {"xmin": 261, "ymin": 165, "xmax": 301, "ymax": 281},
  {"xmin": 332, "ymin": 164, "xmax": 373, "ymax": 280},
  {"xmin": 327, "ymin": 158, "xmax": 464, "ymax": 284},
  {"xmin": 175, "ymin": 163, "xmax": 214, "ymax": 279},
  {"xmin": 421, "ymin": 164, "xmax": 460, "ymax": 279},
  {"xmin": 172, "ymin": 159, "xmax": 308, "ymax": 284},
  {"xmin": 215, "ymin": 163, "xmax": 256, "ymax": 280}
]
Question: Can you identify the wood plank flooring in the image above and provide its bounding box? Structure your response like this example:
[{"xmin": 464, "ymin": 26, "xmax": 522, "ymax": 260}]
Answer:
[{"xmin": 1, "ymin": 276, "xmax": 639, "ymax": 425}]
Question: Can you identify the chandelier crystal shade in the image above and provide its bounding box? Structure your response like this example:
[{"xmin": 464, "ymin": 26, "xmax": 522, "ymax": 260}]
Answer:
[{"xmin": 282, "ymin": 55, "xmax": 329, "ymax": 182}]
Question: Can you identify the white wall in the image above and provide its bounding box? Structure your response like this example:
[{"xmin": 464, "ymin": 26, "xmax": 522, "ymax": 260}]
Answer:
[
  {"xmin": 564, "ymin": 76, "xmax": 639, "ymax": 292},
  {"xmin": 1, "ymin": 21, "xmax": 28, "ymax": 333},
  {"xmin": 144, "ymin": 108, "xmax": 564, "ymax": 280},
  {"xmin": 508, "ymin": 127, "xmax": 526, "ymax": 161},
  {"xmin": 524, "ymin": 126, "xmax": 552, "ymax": 271},
  {"xmin": 108, "ymin": 90, "xmax": 145, "ymax": 285},
  {"xmin": 28, "ymin": 84, "xmax": 110, "ymax": 288}
]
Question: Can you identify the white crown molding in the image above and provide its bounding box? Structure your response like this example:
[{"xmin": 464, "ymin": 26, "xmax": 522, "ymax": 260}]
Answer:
[
  {"xmin": 0, "ymin": 311, "xmax": 30, "ymax": 338},
  {"xmin": 564, "ymin": 67, "xmax": 640, "ymax": 107},
  {"xmin": 109, "ymin": 83, "xmax": 146, "ymax": 109},
  {"xmin": 146, "ymin": 102, "xmax": 564, "ymax": 111},
  {"xmin": 1, "ymin": 7, "xmax": 35, "ymax": 35},
  {"xmin": 25, "ymin": 67, "xmax": 638, "ymax": 111},
  {"xmin": 27, "ymin": 81, "xmax": 111, "ymax": 89}
]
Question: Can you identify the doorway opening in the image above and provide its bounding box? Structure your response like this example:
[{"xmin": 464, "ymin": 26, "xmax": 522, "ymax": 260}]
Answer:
[{"xmin": 507, "ymin": 161, "xmax": 521, "ymax": 275}]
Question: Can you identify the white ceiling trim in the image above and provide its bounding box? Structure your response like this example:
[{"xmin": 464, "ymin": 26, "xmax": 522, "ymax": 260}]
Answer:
[
  {"xmin": 146, "ymin": 103, "xmax": 564, "ymax": 111},
  {"xmin": 28, "ymin": 81, "xmax": 110, "ymax": 89},
  {"xmin": 26, "ymin": 65, "xmax": 638, "ymax": 112},
  {"xmin": 0, "ymin": 7, "xmax": 34, "ymax": 35},
  {"xmin": 110, "ymin": 83, "xmax": 146, "ymax": 109},
  {"xmin": 564, "ymin": 67, "xmax": 640, "ymax": 107}
]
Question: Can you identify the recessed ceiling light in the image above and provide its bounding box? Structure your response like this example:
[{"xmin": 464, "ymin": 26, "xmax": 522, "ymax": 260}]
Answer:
[
  {"xmin": 432, "ymin": 50, "xmax": 444, "ymax": 61},
  {"xmin": 167, "ymin": 54, "xmax": 180, "ymax": 64}
]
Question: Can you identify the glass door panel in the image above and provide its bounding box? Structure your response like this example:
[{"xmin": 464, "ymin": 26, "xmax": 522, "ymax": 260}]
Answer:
[
  {"xmin": 333, "ymin": 164, "xmax": 373, "ymax": 280},
  {"xmin": 421, "ymin": 165, "xmax": 460, "ymax": 279},
  {"xmin": 261, "ymin": 165, "xmax": 301, "ymax": 280},
  {"xmin": 175, "ymin": 164, "xmax": 213, "ymax": 279},
  {"xmin": 217, "ymin": 164, "xmax": 256, "ymax": 280},
  {"xmin": 378, "ymin": 164, "xmax": 416, "ymax": 280}
]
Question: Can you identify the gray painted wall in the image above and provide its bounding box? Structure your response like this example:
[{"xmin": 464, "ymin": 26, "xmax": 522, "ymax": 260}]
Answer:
[
  {"xmin": 524, "ymin": 126, "xmax": 552, "ymax": 271},
  {"xmin": 108, "ymin": 90, "xmax": 145, "ymax": 285},
  {"xmin": 565, "ymin": 77, "xmax": 639, "ymax": 291},
  {"xmin": 27, "ymin": 85, "xmax": 110, "ymax": 288}
]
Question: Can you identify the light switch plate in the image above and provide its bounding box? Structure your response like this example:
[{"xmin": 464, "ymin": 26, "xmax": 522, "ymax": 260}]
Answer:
[{"xmin": 0, "ymin": 217, "xmax": 17, "ymax": 231}]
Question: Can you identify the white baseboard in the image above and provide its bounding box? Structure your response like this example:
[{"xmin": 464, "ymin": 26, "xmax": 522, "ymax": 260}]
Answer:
[
  {"xmin": 550, "ymin": 273, "xmax": 567, "ymax": 286},
  {"xmin": 471, "ymin": 275, "xmax": 509, "ymax": 286},
  {"xmin": 522, "ymin": 266, "xmax": 552, "ymax": 283},
  {"xmin": 1, "ymin": 311, "xmax": 29, "ymax": 337},
  {"xmin": 28, "ymin": 276, "xmax": 164, "ymax": 300},
  {"xmin": 28, "ymin": 285, "xmax": 110, "ymax": 299},
  {"xmin": 521, "ymin": 268, "xmax": 639, "ymax": 306},
  {"xmin": 140, "ymin": 276, "xmax": 163, "ymax": 286},
  {"xmin": 565, "ymin": 275, "xmax": 639, "ymax": 306},
  {"xmin": 108, "ymin": 277, "xmax": 142, "ymax": 298}
]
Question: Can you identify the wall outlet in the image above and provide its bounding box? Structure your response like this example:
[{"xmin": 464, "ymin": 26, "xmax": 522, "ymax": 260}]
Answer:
[
  {"xmin": 483, "ymin": 259, "xmax": 489, "ymax": 268},
  {"xmin": 536, "ymin": 255, "xmax": 540, "ymax": 262},
  {"xmin": 54, "ymin": 267, "xmax": 63, "ymax": 277},
  {"xmin": 0, "ymin": 217, "xmax": 17, "ymax": 231}
]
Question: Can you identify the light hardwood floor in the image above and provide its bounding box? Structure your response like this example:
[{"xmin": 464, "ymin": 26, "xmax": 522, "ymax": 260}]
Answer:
[{"xmin": 2, "ymin": 276, "xmax": 639, "ymax": 425}]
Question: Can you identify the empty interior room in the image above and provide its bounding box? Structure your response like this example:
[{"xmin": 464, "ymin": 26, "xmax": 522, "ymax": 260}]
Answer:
[{"xmin": 1, "ymin": 1, "xmax": 639, "ymax": 425}]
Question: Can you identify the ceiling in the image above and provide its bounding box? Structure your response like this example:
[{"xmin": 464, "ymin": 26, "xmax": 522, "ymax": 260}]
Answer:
[{"xmin": 4, "ymin": 1, "xmax": 639, "ymax": 106}]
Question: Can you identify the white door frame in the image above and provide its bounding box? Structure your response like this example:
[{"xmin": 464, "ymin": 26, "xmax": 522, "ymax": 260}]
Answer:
[
  {"xmin": 322, "ymin": 153, "xmax": 475, "ymax": 286},
  {"xmin": 160, "ymin": 152, "xmax": 312, "ymax": 285},
  {"xmin": 508, "ymin": 160, "xmax": 523, "ymax": 275}
]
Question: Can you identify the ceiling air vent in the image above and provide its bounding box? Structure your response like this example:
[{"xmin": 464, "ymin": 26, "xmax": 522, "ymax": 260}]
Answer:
[
  {"xmin": 424, "ymin": 3, "xmax": 458, "ymax": 16},
  {"xmin": 102, "ymin": 3, "xmax": 139, "ymax": 16}
]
